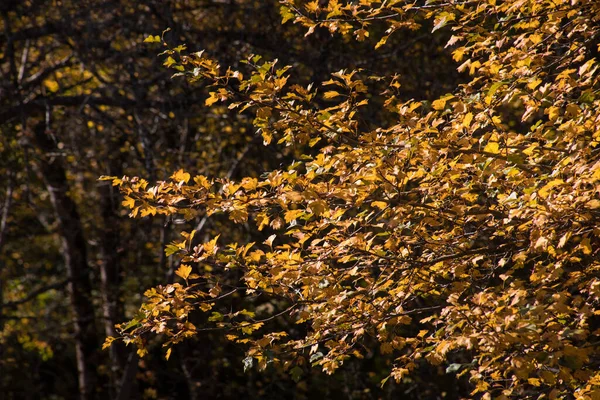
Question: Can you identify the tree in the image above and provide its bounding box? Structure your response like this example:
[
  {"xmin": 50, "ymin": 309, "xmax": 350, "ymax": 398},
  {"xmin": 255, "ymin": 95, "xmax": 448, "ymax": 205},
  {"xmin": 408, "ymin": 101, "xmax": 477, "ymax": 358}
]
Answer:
[
  {"xmin": 3, "ymin": 1, "xmax": 465, "ymax": 398},
  {"xmin": 111, "ymin": 0, "xmax": 600, "ymax": 399}
]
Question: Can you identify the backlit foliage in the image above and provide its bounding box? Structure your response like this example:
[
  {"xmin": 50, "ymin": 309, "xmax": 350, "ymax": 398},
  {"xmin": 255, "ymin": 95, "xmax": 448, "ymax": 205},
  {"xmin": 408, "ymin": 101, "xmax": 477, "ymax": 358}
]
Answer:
[{"xmin": 108, "ymin": 1, "xmax": 600, "ymax": 398}]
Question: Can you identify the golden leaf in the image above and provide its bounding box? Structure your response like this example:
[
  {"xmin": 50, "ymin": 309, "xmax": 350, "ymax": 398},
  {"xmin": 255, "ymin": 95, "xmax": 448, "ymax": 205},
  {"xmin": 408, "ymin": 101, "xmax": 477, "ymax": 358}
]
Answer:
[{"xmin": 175, "ymin": 264, "xmax": 192, "ymax": 280}]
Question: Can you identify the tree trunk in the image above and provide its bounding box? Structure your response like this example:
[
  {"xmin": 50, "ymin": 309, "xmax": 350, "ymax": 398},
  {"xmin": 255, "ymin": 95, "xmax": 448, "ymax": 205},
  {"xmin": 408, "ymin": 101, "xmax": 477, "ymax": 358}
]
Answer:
[
  {"xmin": 98, "ymin": 157, "xmax": 128, "ymax": 395},
  {"xmin": 32, "ymin": 124, "xmax": 98, "ymax": 400}
]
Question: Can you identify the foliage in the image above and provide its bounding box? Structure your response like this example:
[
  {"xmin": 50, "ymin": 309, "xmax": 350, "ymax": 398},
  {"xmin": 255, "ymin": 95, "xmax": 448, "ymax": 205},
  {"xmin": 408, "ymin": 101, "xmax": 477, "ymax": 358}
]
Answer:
[
  {"xmin": 109, "ymin": 0, "xmax": 600, "ymax": 398},
  {"xmin": 2, "ymin": 0, "xmax": 465, "ymax": 398}
]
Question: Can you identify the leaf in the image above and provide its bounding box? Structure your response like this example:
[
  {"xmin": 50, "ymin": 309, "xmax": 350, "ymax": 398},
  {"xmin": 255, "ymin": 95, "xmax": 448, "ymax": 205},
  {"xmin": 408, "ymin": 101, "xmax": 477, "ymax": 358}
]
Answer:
[
  {"xmin": 171, "ymin": 169, "xmax": 190, "ymax": 183},
  {"xmin": 205, "ymin": 92, "xmax": 219, "ymax": 106},
  {"xmin": 102, "ymin": 336, "xmax": 116, "ymax": 350},
  {"xmin": 230, "ymin": 208, "xmax": 249, "ymax": 223},
  {"xmin": 324, "ymin": 91, "xmax": 342, "ymax": 99},
  {"xmin": 432, "ymin": 94, "xmax": 454, "ymax": 110},
  {"xmin": 243, "ymin": 356, "xmax": 253, "ymax": 372},
  {"xmin": 208, "ymin": 312, "xmax": 224, "ymax": 322},
  {"xmin": 538, "ymin": 179, "xmax": 563, "ymax": 199},
  {"xmin": 264, "ymin": 234, "xmax": 276, "ymax": 248},
  {"xmin": 280, "ymin": 6, "xmax": 295, "ymax": 24},
  {"xmin": 122, "ymin": 196, "xmax": 135, "ymax": 209},
  {"xmin": 580, "ymin": 237, "xmax": 592, "ymax": 255},
  {"xmin": 527, "ymin": 378, "xmax": 541, "ymax": 387},
  {"xmin": 309, "ymin": 137, "xmax": 321, "ymax": 147},
  {"xmin": 432, "ymin": 14, "xmax": 449, "ymax": 33},
  {"xmin": 163, "ymin": 56, "xmax": 177, "ymax": 68},
  {"xmin": 586, "ymin": 199, "xmax": 600, "ymax": 209},
  {"xmin": 165, "ymin": 244, "xmax": 180, "ymax": 257},
  {"xmin": 165, "ymin": 348, "xmax": 172, "ymax": 361},
  {"xmin": 43, "ymin": 79, "xmax": 59, "ymax": 93},
  {"xmin": 375, "ymin": 35, "xmax": 389, "ymax": 49},
  {"xmin": 175, "ymin": 264, "xmax": 192, "ymax": 280},
  {"xmin": 372, "ymin": 201, "xmax": 388, "ymax": 210},
  {"xmin": 462, "ymin": 112, "xmax": 473, "ymax": 128},
  {"xmin": 446, "ymin": 363, "xmax": 462, "ymax": 374},
  {"xmin": 485, "ymin": 81, "xmax": 505, "ymax": 105},
  {"xmin": 143, "ymin": 35, "xmax": 161, "ymax": 43},
  {"xmin": 558, "ymin": 232, "xmax": 571, "ymax": 249},
  {"xmin": 483, "ymin": 141, "xmax": 499, "ymax": 154},
  {"xmin": 284, "ymin": 209, "xmax": 304, "ymax": 223},
  {"xmin": 308, "ymin": 200, "xmax": 327, "ymax": 216},
  {"xmin": 527, "ymin": 78, "xmax": 542, "ymax": 90}
]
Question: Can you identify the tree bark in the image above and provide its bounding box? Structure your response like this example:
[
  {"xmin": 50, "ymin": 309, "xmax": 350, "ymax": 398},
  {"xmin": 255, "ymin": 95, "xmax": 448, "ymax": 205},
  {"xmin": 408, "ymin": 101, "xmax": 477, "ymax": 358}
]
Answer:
[
  {"xmin": 32, "ymin": 123, "xmax": 98, "ymax": 400},
  {"xmin": 97, "ymin": 152, "xmax": 128, "ymax": 395}
]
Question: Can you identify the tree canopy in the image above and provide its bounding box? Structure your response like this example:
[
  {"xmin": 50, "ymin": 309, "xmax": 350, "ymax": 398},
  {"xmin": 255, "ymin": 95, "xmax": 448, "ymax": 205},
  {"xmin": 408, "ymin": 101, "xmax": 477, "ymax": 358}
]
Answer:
[{"xmin": 106, "ymin": 0, "xmax": 600, "ymax": 399}]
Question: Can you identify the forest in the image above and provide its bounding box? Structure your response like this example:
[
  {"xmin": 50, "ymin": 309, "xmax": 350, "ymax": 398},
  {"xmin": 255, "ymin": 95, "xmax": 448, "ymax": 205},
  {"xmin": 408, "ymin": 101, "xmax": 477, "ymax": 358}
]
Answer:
[{"xmin": 1, "ymin": 0, "xmax": 599, "ymax": 399}]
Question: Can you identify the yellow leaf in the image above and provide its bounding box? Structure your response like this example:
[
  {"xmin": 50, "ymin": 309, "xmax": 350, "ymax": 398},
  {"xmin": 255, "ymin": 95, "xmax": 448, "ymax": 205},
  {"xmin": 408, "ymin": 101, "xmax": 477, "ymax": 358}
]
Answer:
[
  {"xmin": 205, "ymin": 92, "xmax": 219, "ymax": 106},
  {"xmin": 194, "ymin": 175, "xmax": 211, "ymax": 189},
  {"xmin": 165, "ymin": 347, "xmax": 172, "ymax": 360},
  {"xmin": 580, "ymin": 237, "xmax": 592, "ymax": 255},
  {"xmin": 375, "ymin": 35, "xmax": 389, "ymax": 50},
  {"xmin": 175, "ymin": 264, "xmax": 192, "ymax": 280},
  {"xmin": 538, "ymin": 179, "xmax": 563, "ymax": 199},
  {"xmin": 432, "ymin": 99, "xmax": 445, "ymax": 110},
  {"xmin": 102, "ymin": 337, "xmax": 115, "ymax": 350},
  {"xmin": 137, "ymin": 347, "xmax": 148, "ymax": 357},
  {"xmin": 483, "ymin": 141, "xmax": 499, "ymax": 154},
  {"xmin": 172, "ymin": 169, "xmax": 191, "ymax": 183},
  {"xmin": 587, "ymin": 199, "xmax": 600, "ymax": 209},
  {"xmin": 433, "ymin": 94, "xmax": 455, "ymax": 111},
  {"xmin": 230, "ymin": 208, "xmax": 249, "ymax": 223},
  {"xmin": 534, "ymin": 236, "xmax": 548, "ymax": 251},
  {"xmin": 143, "ymin": 35, "xmax": 161, "ymax": 43},
  {"xmin": 43, "ymin": 79, "xmax": 59, "ymax": 93},
  {"xmin": 528, "ymin": 378, "xmax": 541, "ymax": 386},
  {"xmin": 308, "ymin": 200, "xmax": 327, "ymax": 216},
  {"xmin": 547, "ymin": 106, "xmax": 560, "ymax": 121},
  {"xmin": 371, "ymin": 201, "xmax": 388, "ymax": 210},
  {"xmin": 527, "ymin": 78, "xmax": 542, "ymax": 90},
  {"xmin": 380, "ymin": 342, "xmax": 393, "ymax": 354},
  {"xmin": 461, "ymin": 192, "xmax": 478, "ymax": 203},
  {"xmin": 203, "ymin": 235, "xmax": 220, "ymax": 255},
  {"xmin": 284, "ymin": 209, "xmax": 303, "ymax": 223},
  {"xmin": 122, "ymin": 196, "xmax": 135, "ymax": 209},
  {"xmin": 324, "ymin": 91, "xmax": 342, "ymax": 99},
  {"xmin": 462, "ymin": 112, "xmax": 473, "ymax": 128},
  {"xmin": 452, "ymin": 48, "xmax": 466, "ymax": 62},
  {"xmin": 163, "ymin": 56, "xmax": 176, "ymax": 68}
]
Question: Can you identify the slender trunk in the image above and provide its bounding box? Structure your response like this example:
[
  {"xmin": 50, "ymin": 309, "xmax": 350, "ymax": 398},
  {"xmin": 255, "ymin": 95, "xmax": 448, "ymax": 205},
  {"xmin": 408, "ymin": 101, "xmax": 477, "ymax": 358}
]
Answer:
[
  {"xmin": 98, "ymin": 179, "xmax": 127, "ymax": 391},
  {"xmin": 178, "ymin": 344, "xmax": 199, "ymax": 400},
  {"xmin": 115, "ymin": 351, "xmax": 139, "ymax": 400},
  {"xmin": 98, "ymin": 131, "xmax": 137, "ymax": 397},
  {"xmin": 32, "ymin": 124, "xmax": 98, "ymax": 400},
  {"xmin": 0, "ymin": 173, "xmax": 15, "ymax": 359}
]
